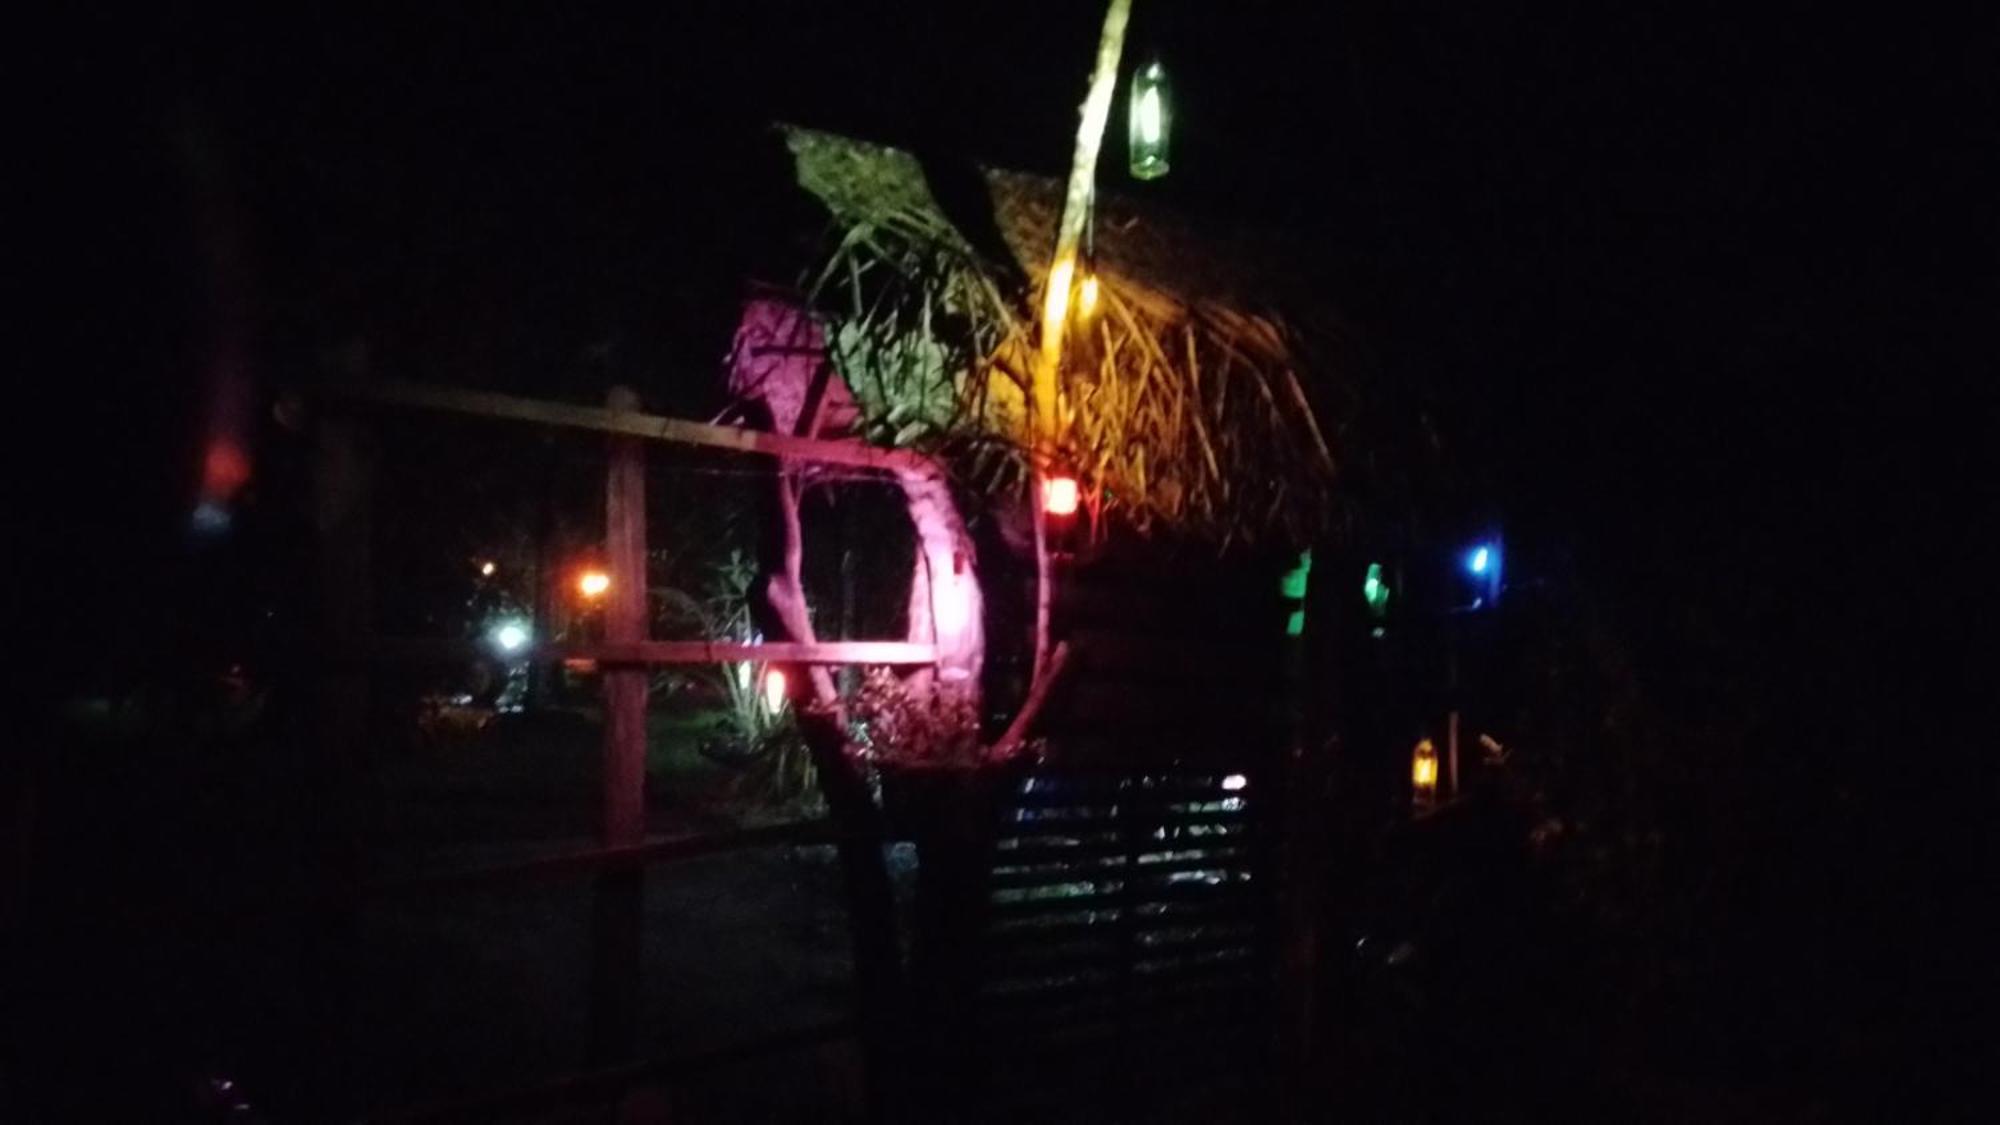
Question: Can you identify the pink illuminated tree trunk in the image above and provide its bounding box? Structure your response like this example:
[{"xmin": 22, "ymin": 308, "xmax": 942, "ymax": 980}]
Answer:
[{"xmin": 729, "ymin": 294, "xmax": 986, "ymax": 744}]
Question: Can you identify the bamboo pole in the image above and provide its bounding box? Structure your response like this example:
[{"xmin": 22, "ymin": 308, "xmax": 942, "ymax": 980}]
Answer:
[
  {"xmin": 1032, "ymin": 0, "xmax": 1133, "ymax": 447},
  {"xmin": 1029, "ymin": 0, "xmax": 1133, "ymax": 687}
]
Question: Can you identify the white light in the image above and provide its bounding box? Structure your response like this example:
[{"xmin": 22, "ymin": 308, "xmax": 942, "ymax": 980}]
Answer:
[
  {"xmin": 492, "ymin": 622, "xmax": 530, "ymax": 652},
  {"xmin": 1136, "ymin": 86, "xmax": 1164, "ymax": 144},
  {"xmin": 1221, "ymin": 773, "xmax": 1248, "ymax": 791},
  {"xmin": 191, "ymin": 500, "xmax": 231, "ymax": 534},
  {"xmin": 1468, "ymin": 546, "xmax": 1491, "ymax": 575},
  {"xmin": 762, "ymin": 668, "xmax": 788, "ymax": 714}
]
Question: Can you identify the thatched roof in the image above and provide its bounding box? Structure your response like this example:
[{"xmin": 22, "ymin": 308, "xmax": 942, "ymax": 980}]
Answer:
[{"xmin": 781, "ymin": 125, "xmax": 1361, "ymax": 543}]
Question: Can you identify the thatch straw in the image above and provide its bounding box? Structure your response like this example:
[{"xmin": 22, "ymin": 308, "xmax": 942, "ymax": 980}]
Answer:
[{"xmin": 784, "ymin": 125, "xmax": 1351, "ymax": 543}]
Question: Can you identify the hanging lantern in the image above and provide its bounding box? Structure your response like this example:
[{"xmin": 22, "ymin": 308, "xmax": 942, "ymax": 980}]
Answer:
[
  {"xmin": 1041, "ymin": 474, "xmax": 1081, "ymax": 517},
  {"xmin": 1411, "ymin": 738, "xmax": 1439, "ymax": 806},
  {"xmin": 1128, "ymin": 57, "xmax": 1172, "ymax": 180},
  {"xmin": 1362, "ymin": 562, "xmax": 1392, "ymax": 619}
]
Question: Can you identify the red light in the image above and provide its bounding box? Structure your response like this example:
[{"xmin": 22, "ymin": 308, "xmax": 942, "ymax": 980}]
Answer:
[
  {"xmin": 1041, "ymin": 475, "xmax": 1080, "ymax": 517},
  {"xmin": 201, "ymin": 441, "xmax": 250, "ymax": 498}
]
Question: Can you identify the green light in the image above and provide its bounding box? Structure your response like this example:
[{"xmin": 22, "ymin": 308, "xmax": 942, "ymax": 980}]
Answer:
[
  {"xmin": 1128, "ymin": 59, "xmax": 1172, "ymax": 180},
  {"xmin": 1362, "ymin": 562, "xmax": 1391, "ymax": 617},
  {"xmin": 1279, "ymin": 549, "xmax": 1312, "ymax": 600},
  {"xmin": 1281, "ymin": 549, "xmax": 1311, "ymax": 637}
]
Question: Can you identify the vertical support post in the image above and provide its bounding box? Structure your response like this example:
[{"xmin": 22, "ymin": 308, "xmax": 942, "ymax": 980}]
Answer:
[
  {"xmin": 590, "ymin": 385, "xmax": 648, "ymax": 1063},
  {"xmin": 1447, "ymin": 708, "xmax": 1461, "ymax": 800},
  {"xmin": 1276, "ymin": 548, "xmax": 1338, "ymax": 1122},
  {"xmin": 308, "ymin": 414, "xmax": 370, "ymax": 1116}
]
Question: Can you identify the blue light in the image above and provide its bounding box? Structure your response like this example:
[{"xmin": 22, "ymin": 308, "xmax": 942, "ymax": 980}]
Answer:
[{"xmin": 1468, "ymin": 545, "xmax": 1491, "ymax": 575}]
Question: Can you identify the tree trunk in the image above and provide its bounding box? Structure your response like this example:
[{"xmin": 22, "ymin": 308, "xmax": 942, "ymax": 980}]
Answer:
[{"xmin": 896, "ymin": 466, "xmax": 983, "ymax": 728}]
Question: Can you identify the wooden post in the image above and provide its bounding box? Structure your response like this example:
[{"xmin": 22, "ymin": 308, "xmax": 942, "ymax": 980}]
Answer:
[
  {"xmin": 308, "ymin": 414, "xmax": 371, "ymax": 1116},
  {"xmin": 590, "ymin": 385, "xmax": 648, "ymax": 1062},
  {"xmin": 1277, "ymin": 548, "xmax": 1339, "ymax": 1122}
]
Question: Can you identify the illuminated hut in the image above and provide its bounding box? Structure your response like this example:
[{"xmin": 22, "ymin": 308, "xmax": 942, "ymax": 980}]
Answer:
[
  {"xmin": 729, "ymin": 125, "xmax": 1367, "ymax": 763},
  {"xmin": 720, "ymin": 125, "xmax": 1385, "ymax": 1113}
]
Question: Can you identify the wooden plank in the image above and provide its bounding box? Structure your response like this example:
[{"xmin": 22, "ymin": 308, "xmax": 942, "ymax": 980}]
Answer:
[
  {"xmin": 986, "ymin": 879, "xmax": 1260, "ymax": 920},
  {"xmin": 979, "ymin": 955, "xmax": 1265, "ymax": 1005},
  {"xmin": 368, "ymin": 821, "xmax": 844, "ymax": 900},
  {"xmin": 983, "ymin": 930, "xmax": 1259, "ymax": 972},
  {"xmin": 994, "ymin": 809, "xmax": 1252, "ymax": 839},
  {"xmin": 984, "ymin": 914, "xmax": 1257, "ymax": 950},
  {"xmin": 354, "ymin": 637, "xmax": 938, "ymax": 666},
  {"xmin": 319, "ymin": 378, "xmax": 934, "ymax": 474},
  {"xmin": 987, "ymin": 852, "xmax": 1254, "ymax": 891},
  {"xmin": 991, "ymin": 838, "xmax": 1251, "ymax": 869}
]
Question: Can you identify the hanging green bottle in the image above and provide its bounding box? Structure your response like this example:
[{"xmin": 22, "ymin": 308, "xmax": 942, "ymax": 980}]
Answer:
[{"xmin": 1128, "ymin": 58, "xmax": 1172, "ymax": 180}]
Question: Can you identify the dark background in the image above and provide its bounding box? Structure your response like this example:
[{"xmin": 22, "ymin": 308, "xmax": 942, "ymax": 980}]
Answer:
[{"xmin": 21, "ymin": 0, "xmax": 1987, "ymax": 1116}]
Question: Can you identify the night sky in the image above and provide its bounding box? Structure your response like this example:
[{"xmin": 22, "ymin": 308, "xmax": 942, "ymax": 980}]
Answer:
[{"xmin": 26, "ymin": 0, "xmax": 1986, "ymax": 1101}]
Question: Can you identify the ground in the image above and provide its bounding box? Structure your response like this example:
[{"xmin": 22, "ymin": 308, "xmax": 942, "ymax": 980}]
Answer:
[{"xmin": 354, "ymin": 705, "xmax": 868, "ymax": 1116}]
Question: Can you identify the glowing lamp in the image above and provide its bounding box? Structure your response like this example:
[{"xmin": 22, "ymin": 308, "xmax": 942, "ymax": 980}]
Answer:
[
  {"xmin": 492, "ymin": 621, "xmax": 531, "ymax": 653},
  {"xmin": 1362, "ymin": 562, "xmax": 1391, "ymax": 618},
  {"xmin": 479, "ymin": 560, "xmax": 497, "ymax": 577},
  {"xmin": 1128, "ymin": 58, "xmax": 1172, "ymax": 180},
  {"xmin": 762, "ymin": 668, "xmax": 787, "ymax": 715},
  {"xmin": 1221, "ymin": 773, "xmax": 1248, "ymax": 792},
  {"xmin": 1411, "ymin": 738, "xmax": 1439, "ymax": 803},
  {"xmin": 577, "ymin": 570, "xmax": 611, "ymax": 599},
  {"xmin": 1041, "ymin": 475, "xmax": 1080, "ymax": 517},
  {"xmin": 1461, "ymin": 539, "xmax": 1502, "ymax": 609},
  {"xmin": 1280, "ymin": 550, "xmax": 1312, "ymax": 637}
]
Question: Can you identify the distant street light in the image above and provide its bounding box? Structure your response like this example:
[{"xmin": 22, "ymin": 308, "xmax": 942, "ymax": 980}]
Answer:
[
  {"xmin": 578, "ymin": 569, "xmax": 611, "ymax": 599},
  {"xmin": 479, "ymin": 560, "xmax": 497, "ymax": 577},
  {"xmin": 492, "ymin": 620, "xmax": 531, "ymax": 653}
]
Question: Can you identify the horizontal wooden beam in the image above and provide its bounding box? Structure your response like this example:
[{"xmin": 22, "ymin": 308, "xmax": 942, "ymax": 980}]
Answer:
[
  {"xmin": 370, "ymin": 820, "xmax": 846, "ymax": 900},
  {"xmin": 358, "ymin": 637, "xmax": 938, "ymax": 665},
  {"xmin": 315, "ymin": 378, "xmax": 937, "ymax": 474}
]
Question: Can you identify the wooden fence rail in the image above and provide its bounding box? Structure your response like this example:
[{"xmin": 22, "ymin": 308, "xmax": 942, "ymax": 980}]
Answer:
[
  {"xmin": 351, "ymin": 638, "xmax": 938, "ymax": 666},
  {"xmin": 308, "ymin": 380, "xmax": 948, "ymax": 1113}
]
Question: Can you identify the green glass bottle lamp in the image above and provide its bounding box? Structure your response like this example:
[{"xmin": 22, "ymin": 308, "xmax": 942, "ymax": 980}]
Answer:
[{"xmin": 1128, "ymin": 58, "xmax": 1172, "ymax": 180}]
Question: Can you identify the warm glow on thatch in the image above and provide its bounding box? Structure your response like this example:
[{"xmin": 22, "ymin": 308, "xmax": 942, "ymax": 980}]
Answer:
[{"xmin": 784, "ymin": 126, "xmax": 1346, "ymax": 542}]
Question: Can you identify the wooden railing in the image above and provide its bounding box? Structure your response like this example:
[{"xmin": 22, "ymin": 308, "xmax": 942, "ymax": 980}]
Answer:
[{"xmin": 305, "ymin": 379, "xmax": 941, "ymax": 1117}]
